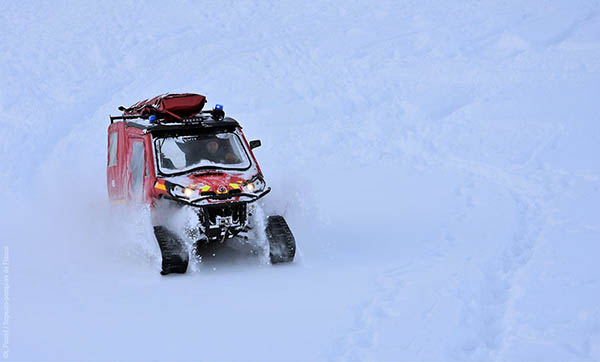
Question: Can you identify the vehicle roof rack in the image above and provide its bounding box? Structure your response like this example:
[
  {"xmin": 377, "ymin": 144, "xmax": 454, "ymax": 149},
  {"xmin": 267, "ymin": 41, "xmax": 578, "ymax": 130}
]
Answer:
[
  {"xmin": 110, "ymin": 108, "xmax": 226, "ymax": 124},
  {"xmin": 111, "ymin": 112, "xmax": 240, "ymax": 134},
  {"xmin": 109, "ymin": 114, "xmax": 144, "ymax": 123},
  {"xmin": 146, "ymin": 116, "xmax": 240, "ymax": 136}
]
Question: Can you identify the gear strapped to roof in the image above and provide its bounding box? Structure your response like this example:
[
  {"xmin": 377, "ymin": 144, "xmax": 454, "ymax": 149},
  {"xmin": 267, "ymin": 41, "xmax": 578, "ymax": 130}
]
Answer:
[{"xmin": 109, "ymin": 93, "xmax": 238, "ymax": 134}]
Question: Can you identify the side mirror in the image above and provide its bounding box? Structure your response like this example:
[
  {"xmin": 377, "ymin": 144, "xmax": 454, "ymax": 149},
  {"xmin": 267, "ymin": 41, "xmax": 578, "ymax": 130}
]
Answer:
[{"xmin": 249, "ymin": 140, "xmax": 261, "ymax": 149}]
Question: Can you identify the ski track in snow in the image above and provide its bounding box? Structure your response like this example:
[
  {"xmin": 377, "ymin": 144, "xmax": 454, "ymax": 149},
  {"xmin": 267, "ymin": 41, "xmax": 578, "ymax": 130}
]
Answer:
[
  {"xmin": 332, "ymin": 120, "xmax": 599, "ymax": 360},
  {"xmin": 330, "ymin": 146, "xmax": 545, "ymax": 360}
]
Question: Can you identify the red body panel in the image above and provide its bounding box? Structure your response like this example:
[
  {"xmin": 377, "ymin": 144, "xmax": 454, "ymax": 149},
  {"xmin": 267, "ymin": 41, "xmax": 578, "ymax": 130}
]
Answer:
[
  {"xmin": 107, "ymin": 122, "xmax": 156, "ymax": 204},
  {"xmin": 107, "ymin": 122, "xmax": 126, "ymax": 203}
]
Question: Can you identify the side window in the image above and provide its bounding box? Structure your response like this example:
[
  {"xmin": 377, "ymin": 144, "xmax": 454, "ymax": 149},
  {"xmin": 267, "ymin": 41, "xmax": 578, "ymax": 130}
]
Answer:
[
  {"xmin": 130, "ymin": 141, "xmax": 145, "ymax": 197},
  {"xmin": 108, "ymin": 132, "xmax": 118, "ymax": 167}
]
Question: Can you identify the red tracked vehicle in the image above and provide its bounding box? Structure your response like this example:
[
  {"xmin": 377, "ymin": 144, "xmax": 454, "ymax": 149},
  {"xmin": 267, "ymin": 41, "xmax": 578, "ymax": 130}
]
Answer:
[{"xmin": 107, "ymin": 93, "xmax": 295, "ymax": 274}]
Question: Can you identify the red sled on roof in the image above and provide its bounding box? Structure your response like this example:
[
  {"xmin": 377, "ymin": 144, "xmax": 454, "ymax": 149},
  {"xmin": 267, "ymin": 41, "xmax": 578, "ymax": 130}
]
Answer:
[{"xmin": 119, "ymin": 93, "xmax": 207, "ymax": 121}]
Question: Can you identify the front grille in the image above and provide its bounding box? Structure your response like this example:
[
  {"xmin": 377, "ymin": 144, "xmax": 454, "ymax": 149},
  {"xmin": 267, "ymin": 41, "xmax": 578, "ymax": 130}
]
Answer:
[
  {"xmin": 200, "ymin": 203, "xmax": 247, "ymax": 227},
  {"xmin": 198, "ymin": 202, "xmax": 248, "ymax": 242}
]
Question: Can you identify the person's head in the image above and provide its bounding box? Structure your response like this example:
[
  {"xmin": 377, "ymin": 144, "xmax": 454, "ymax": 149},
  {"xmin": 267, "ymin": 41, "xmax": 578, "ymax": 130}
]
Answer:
[{"xmin": 207, "ymin": 141, "xmax": 219, "ymax": 154}]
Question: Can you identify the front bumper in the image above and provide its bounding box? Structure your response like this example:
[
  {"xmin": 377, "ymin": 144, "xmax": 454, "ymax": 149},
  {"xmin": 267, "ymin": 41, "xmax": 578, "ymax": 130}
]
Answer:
[{"xmin": 160, "ymin": 187, "xmax": 271, "ymax": 207}]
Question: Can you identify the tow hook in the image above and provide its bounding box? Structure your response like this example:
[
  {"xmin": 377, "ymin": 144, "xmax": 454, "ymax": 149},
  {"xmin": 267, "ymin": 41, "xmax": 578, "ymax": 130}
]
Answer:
[
  {"xmin": 218, "ymin": 216, "xmax": 232, "ymax": 243},
  {"xmin": 220, "ymin": 226, "xmax": 229, "ymax": 243}
]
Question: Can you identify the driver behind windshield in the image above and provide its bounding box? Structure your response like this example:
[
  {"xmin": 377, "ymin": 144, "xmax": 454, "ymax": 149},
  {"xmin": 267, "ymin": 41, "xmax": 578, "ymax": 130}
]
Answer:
[
  {"xmin": 204, "ymin": 140, "xmax": 239, "ymax": 164},
  {"xmin": 179, "ymin": 137, "xmax": 240, "ymax": 166}
]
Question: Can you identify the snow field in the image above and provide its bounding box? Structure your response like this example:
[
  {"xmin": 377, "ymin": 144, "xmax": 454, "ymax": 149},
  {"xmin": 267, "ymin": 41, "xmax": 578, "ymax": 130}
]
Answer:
[{"xmin": 1, "ymin": 0, "xmax": 600, "ymax": 360}]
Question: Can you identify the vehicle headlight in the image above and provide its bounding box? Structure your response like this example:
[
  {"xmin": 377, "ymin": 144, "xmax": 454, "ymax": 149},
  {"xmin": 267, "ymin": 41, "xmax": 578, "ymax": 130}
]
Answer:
[
  {"xmin": 171, "ymin": 184, "xmax": 197, "ymax": 199},
  {"xmin": 245, "ymin": 176, "xmax": 265, "ymax": 193}
]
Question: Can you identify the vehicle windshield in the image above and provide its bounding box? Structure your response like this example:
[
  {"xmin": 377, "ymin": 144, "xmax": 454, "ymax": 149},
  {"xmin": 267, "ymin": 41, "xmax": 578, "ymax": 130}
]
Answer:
[{"xmin": 155, "ymin": 132, "xmax": 251, "ymax": 174}]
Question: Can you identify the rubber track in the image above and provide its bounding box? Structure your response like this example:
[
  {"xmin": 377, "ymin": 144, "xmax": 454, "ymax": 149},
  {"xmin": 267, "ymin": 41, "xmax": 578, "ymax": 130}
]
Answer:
[
  {"xmin": 154, "ymin": 226, "xmax": 189, "ymax": 275},
  {"xmin": 266, "ymin": 215, "xmax": 296, "ymax": 264}
]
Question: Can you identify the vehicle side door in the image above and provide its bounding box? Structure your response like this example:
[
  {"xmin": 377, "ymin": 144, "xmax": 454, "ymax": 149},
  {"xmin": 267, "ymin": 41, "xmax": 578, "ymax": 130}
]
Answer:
[{"xmin": 107, "ymin": 122, "xmax": 126, "ymax": 203}]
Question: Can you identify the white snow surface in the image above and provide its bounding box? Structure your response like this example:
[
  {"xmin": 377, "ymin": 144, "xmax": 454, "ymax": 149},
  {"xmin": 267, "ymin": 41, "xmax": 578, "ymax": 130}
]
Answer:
[{"xmin": 2, "ymin": 1, "xmax": 600, "ymax": 361}]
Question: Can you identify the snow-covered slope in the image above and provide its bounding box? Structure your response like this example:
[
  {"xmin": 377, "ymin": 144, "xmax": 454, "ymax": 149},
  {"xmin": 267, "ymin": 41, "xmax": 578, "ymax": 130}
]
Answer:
[{"xmin": 2, "ymin": 1, "xmax": 600, "ymax": 360}]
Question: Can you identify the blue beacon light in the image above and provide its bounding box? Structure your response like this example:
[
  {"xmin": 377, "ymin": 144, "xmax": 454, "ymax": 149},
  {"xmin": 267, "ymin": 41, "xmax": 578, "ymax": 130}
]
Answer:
[
  {"xmin": 215, "ymin": 104, "xmax": 223, "ymax": 110},
  {"xmin": 149, "ymin": 115, "xmax": 157, "ymax": 123}
]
